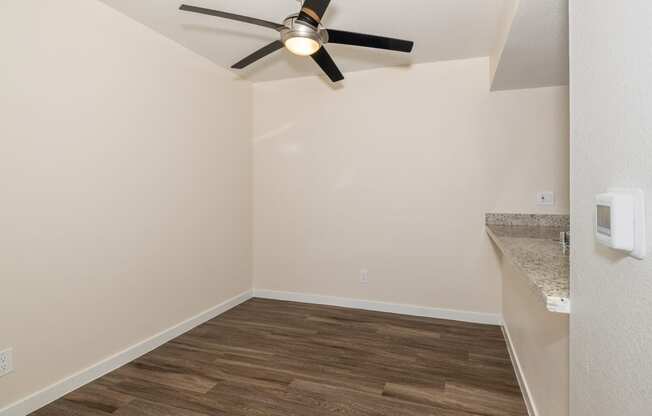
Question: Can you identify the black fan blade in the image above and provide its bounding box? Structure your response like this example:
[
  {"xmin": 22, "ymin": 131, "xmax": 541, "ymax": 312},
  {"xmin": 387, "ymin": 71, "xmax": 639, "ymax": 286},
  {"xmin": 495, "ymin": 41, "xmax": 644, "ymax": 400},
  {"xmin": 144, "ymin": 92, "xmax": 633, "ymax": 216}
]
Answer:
[
  {"xmin": 179, "ymin": 5, "xmax": 285, "ymax": 31},
  {"xmin": 232, "ymin": 41, "xmax": 284, "ymax": 69},
  {"xmin": 327, "ymin": 29, "xmax": 414, "ymax": 53},
  {"xmin": 298, "ymin": 0, "xmax": 331, "ymax": 24},
  {"xmin": 311, "ymin": 47, "xmax": 344, "ymax": 82}
]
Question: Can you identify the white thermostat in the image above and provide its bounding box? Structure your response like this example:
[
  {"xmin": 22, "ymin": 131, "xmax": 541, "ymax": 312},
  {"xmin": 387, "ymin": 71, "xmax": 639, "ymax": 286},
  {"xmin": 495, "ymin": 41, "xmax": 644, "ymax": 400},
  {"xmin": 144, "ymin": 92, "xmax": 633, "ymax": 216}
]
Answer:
[{"xmin": 595, "ymin": 188, "xmax": 646, "ymax": 259}]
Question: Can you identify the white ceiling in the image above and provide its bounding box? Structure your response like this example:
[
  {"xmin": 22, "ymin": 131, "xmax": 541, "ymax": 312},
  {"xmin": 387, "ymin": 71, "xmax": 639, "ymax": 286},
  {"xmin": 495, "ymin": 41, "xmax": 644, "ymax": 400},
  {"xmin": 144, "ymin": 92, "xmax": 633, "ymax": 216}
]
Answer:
[
  {"xmin": 491, "ymin": 0, "xmax": 569, "ymax": 90},
  {"xmin": 99, "ymin": 0, "xmax": 505, "ymax": 82}
]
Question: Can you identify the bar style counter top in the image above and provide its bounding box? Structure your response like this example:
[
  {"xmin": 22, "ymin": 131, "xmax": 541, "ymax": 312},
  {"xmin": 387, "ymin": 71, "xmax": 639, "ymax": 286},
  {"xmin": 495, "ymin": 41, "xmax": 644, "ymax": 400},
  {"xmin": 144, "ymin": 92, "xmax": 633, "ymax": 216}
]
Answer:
[{"xmin": 485, "ymin": 214, "xmax": 570, "ymax": 314}]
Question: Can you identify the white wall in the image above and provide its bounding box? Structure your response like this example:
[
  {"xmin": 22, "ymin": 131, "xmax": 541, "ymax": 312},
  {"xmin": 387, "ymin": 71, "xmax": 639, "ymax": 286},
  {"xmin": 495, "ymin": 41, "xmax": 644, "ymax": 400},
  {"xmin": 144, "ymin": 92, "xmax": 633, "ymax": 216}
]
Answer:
[
  {"xmin": 491, "ymin": 0, "xmax": 569, "ymax": 91},
  {"xmin": 490, "ymin": 0, "xmax": 520, "ymax": 84},
  {"xmin": 0, "ymin": 0, "xmax": 251, "ymax": 408},
  {"xmin": 501, "ymin": 256, "xmax": 569, "ymax": 416},
  {"xmin": 253, "ymin": 58, "xmax": 569, "ymax": 315},
  {"xmin": 570, "ymin": 1, "xmax": 652, "ymax": 415}
]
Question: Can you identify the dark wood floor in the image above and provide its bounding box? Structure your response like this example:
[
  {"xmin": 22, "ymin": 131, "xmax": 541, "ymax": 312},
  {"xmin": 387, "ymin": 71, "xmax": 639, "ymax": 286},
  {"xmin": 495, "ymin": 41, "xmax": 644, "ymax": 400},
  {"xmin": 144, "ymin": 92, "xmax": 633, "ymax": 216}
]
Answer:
[{"xmin": 32, "ymin": 298, "xmax": 527, "ymax": 416}]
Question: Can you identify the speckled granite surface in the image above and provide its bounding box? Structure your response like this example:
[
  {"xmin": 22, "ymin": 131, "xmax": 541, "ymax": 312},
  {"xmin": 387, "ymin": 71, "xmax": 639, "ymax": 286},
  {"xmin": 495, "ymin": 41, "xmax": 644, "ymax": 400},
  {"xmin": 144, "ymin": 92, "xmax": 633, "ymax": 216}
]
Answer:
[
  {"xmin": 486, "ymin": 220, "xmax": 570, "ymax": 314},
  {"xmin": 486, "ymin": 213, "xmax": 570, "ymax": 228}
]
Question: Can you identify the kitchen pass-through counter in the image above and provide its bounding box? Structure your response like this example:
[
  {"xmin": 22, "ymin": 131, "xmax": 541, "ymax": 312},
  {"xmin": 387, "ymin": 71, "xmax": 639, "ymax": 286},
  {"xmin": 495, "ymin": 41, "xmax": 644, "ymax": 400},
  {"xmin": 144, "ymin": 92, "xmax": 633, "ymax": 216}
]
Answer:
[
  {"xmin": 486, "ymin": 213, "xmax": 570, "ymax": 314},
  {"xmin": 487, "ymin": 213, "xmax": 571, "ymax": 416}
]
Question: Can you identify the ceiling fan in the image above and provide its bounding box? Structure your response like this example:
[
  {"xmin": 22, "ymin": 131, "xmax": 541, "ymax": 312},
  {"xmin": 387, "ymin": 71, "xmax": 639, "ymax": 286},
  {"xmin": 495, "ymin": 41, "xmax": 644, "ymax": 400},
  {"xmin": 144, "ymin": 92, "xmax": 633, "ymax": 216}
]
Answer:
[{"xmin": 179, "ymin": 0, "xmax": 414, "ymax": 82}]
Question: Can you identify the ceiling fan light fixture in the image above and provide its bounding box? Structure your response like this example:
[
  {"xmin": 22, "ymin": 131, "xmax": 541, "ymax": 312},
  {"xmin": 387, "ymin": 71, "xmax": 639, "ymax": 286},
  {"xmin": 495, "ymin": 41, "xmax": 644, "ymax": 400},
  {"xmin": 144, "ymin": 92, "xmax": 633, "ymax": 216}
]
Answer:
[
  {"xmin": 284, "ymin": 36, "xmax": 321, "ymax": 56},
  {"xmin": 280, "ymin": 17, "xmax": 325, "ymax": 56},
  {"xmin": 179, "ymin": 1, "xmax": 415, "ymax": 83}
]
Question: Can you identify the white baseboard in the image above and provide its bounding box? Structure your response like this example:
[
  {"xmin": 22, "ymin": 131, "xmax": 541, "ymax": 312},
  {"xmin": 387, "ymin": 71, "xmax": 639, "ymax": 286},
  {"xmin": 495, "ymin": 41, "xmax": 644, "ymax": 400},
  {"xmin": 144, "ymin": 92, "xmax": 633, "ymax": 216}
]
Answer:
[
  {"xmin": 1, "ymin": 289, "xmax": 253, "ymax": 416},
  {"xmin": 253, "ymin": 289, "xmax": 502, "ymax": 325},
  {"xmin": 501, "ymin": 324, "xmax": 537, "ymax": 416}
]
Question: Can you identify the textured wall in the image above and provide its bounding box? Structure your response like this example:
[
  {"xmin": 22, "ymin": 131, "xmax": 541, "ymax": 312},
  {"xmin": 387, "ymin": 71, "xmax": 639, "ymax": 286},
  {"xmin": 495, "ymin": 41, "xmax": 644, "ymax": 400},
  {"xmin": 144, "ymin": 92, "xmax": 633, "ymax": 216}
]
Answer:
[
  {"xmin": 253, "ymin": 58, "xmax": 569, "ymax": 315},
  {"xmin": 570, "ymin": 1, "xmax": 652, "ymax": 414},
  {"xmin": 0, "ymin": 0, "xmax": 251, "ymax": 408}
]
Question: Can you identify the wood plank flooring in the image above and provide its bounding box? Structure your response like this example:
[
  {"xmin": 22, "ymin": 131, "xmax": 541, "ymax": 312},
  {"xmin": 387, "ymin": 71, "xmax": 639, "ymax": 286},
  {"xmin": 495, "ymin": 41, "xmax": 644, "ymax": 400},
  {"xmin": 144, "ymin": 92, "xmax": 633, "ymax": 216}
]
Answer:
[{"xmin": 31, "ymin": 298, "xmax": 527, "ymax": 416}]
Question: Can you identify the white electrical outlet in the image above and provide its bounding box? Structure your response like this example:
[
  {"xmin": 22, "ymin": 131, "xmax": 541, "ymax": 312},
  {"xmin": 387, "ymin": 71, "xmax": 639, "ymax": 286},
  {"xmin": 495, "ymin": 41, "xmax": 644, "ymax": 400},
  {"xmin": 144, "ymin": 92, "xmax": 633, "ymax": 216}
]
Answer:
[
  {"xmin": 537, "ymin": 191, "xmax": 555, "ymax": 206},
  {"xmin": 0, "ymin": 348, "xmax": 13, "ymax": 377},
  {"xmin": 360, "ymin": 269, "xmax": 369, "ymax": 284}
]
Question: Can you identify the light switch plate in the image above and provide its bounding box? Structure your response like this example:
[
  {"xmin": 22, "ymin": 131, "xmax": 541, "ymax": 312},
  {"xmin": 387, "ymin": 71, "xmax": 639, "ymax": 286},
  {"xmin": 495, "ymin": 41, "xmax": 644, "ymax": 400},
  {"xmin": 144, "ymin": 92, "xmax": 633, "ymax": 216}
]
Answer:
[{"xmin": 537, "ymin": 191, "xmax": 555, "ymax": 206}]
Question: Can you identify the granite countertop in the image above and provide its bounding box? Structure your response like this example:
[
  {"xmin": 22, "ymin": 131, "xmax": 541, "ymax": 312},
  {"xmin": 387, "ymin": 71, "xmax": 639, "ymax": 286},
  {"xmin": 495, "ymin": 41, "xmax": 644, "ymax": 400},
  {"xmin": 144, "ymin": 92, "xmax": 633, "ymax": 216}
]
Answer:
[{"xmin": 485, "ymin": 214, "xmax": 570, "ymax": 314}]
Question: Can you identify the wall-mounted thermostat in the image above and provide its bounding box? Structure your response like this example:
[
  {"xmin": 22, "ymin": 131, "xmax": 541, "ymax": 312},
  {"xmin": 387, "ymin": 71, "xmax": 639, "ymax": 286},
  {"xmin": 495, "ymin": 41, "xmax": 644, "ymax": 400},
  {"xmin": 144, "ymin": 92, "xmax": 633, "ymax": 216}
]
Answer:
[{"xmin": 595, "ymin": 188, "xmax": 646, "ymax": 259}]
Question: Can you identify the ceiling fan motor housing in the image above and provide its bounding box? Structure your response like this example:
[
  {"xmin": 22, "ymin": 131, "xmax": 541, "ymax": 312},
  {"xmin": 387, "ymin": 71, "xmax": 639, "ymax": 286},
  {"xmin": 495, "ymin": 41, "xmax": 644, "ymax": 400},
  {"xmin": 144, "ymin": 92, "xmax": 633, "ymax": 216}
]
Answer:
[{"xmin": 280, "ymin": 14, "xmax": 329, "ymax": 49}]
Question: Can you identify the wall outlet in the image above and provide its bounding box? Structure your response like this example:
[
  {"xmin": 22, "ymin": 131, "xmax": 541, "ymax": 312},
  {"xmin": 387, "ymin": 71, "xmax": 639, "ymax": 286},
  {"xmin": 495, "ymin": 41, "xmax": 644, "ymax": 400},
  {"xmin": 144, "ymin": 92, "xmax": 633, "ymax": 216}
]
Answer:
[
  {"xmin": 0, "ymin": 348, "xmax": 13, "ymax": 377},
  {"xmin": 537, "ymin": 191, "xmax": 555, "ymax": 206},
  {"xmin": 359, "ymin": 269, "xmax": 369, "ymax": 284}
]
